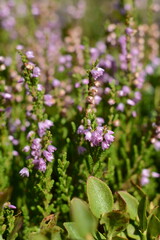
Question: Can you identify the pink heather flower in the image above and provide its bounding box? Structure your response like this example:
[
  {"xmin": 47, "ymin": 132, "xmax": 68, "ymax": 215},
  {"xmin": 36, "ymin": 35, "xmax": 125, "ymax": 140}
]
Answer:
[
  {"xmin": 38, "ymin": 120, "xmax": 53, "ymax": 137},
  {"xmin": 8, "ymin": 204, "xmax": 17, "ymax": 209},
  {"xmin": 142, "ymin": 169, "xmax": 150, "ymax": 177},
  {"xmin": 3, "ymin": 203, "xmax": 17, "ymax": 209},
  {"xmin": 94, "ymin": 95, "xmax": 102, "ymax": 105},
  {"xmin": 96, "ymin": 117, "xmax": 105, "ymax": 126},
  {"xmin": 32, "ymin": 67, "xmax": 41, "ymax": 77},
  {"xmin": 31, "ymin": 150, "xmax": 41, "ymax": 157},
  {"xmin": 22, "ymin": 145, "xmax": 30, "ymax": 152},
  {"xmin": 38, "ymin": 158, "xmax": 46, "ymax": 172},
  {"xmin": 19, "ymin": 167, "xmax": 29, "ymax": 177},
  {"xmin": 17, "ymin": 77, "xmax": 25, "ymax": 83},
  {"xmin": 32, "ymin": 138, "xmax": 41, "ymax": 145},
  {"xmin": 151, "ymin": 172, "xmax": 160, "ymax": 178},
  {"xmin": 27, "ymin": 130, "xmax": 35, "ymax": 139},
  {"xmin": 44, "ymin": 119, "xmax": 53, "ymax": 128},
  {"xmin": 77, "ymin": 146, "xmax": 87, "ymax": 155},
  {"xmin": 127, "ymin": 99, "xmax": 135, "ymax": 106},
  {"xmin": 153, "ymin": 140, "xmax": 160, "ymax": 151},
  {"xmin": 134, "ymin": 91, "xmax": 141, "ymax": 103},
  {"xmin": 16, "ymin": 45, "xmax": 24, "ymax": 50},
  {"xmin": 13, "ymin": 150, "xmax": 19, "ymax": 156},
  {"xmin": 12, "ymin": 139, "xmax": 19, "ymax": 145},
  {"xmin": 43, "ymin": 150, "xmax": 54, "ymax": 162},
  {"xmin": 31, "ymin": 5, "xmax": 40, "ymax": 15},
  {"xmin": 101, "ymin": 141, "xmax": 110, "ymax": 150},
  {"xmin": 132, "ymin": 111, "xmax": 137, "ymax": 118},
  {"xmin": 91, "ymin": 67, "xmax": 104, "ymax": 80},
  {"xmin": 140, "ymin": 168, "xmax": 160, "ymax": 186},
  {"xmin": 37, "ymin": 84, "xmax": 44, "ymax": 91},
  {"xmin": 52, "ymin": 79, "xmax": 61, "ymax": 87},
  {"xmin": 108, "ymin": 99, "xmax": 115, "ymax": 105},
  {"xmin": 125, "ymin": 27, "xmax": 133, "ymax": 35},
  {"xmin": 44, "ymin": 94, "xmax": 54, "ymax": 107},
  {"xmin": 1, "ymin": 93, "xmax": 12, "ymax": 99},
  {"xmin": 90, "ymin": 130, "xmax": 103, "ymax": 146},
  {"xmin": 82, "ymin": 79, "xmax": 89, "ymax": 85},
  {"xmin": 77, "ymin": 105, "xmax": 83, "ymax": 112},
  {"xmin": 85, "ymin": 131, "xmax": 92, "ymax": 141},
  {"xmin": 26, "ymin": 51, "xmax": 34, "ymax": 59},
  {"xmin": 77, "ymin": 125, "xmax": 85, "ymax": 134},
  {"xmin": 75, "ymin": 82, "xmax": 80, "ymax": 88},
  {"xmin": 145, "ymin": 65, "xmax": 154, "ymax": 75},
  {"xmin": 122, "ymin": 86, "xmax": 130, "ymax": 95},
  {"xmin": 104, "ymin": 87, "xmax": 111, "ymax": 94},
  {"xmin": 104, "ymin": 131, "xmax": 115, "ymax": 144},
  {"xmin": 140, "ymin": 177, "xmax": 150, "ymax": 186},
  {"xmin": 116, "ymin": 103, "xmax": 124, "ymax": 112},
  {"xmin": 47, "ymin": 145, "xmax": 57, "ymax": 153}
]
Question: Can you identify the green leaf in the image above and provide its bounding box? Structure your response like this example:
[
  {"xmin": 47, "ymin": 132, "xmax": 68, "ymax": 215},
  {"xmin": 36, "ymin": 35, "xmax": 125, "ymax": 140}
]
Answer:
[
  {"xmin": 138, "ymin": 196, "xmax": 148, "ymax": 232},
  {"xmin": 118, "ymin": 191, "xmax": 138, "ymax": 220},
  {"xmin": 147, "ymin": 215, "xmax": 160, "ymax": 237},
  {"xmin": 64, "ymin": 222, "xmax": 83, "ymax": 240},
  {"xmin": 127, "ymin": 224, "xmax": 141, "ymax": 240},
  {"xmin": 100, "ymin": 210, "xmax": 129, "ymax": 238},
  {"xmin": 87, "ymin": 176, "xmax": 114, "ymax": 218},
  {"xmin": 94, "ymin": 231, "xmax": 106, "ymax": 240},
  {"xmin": 112, "ymin": 237, "xmax": 128, "ymax": 240},
  {"xmin": 71, "ymin": 198, "xmax": 97, "ymax": 238}
]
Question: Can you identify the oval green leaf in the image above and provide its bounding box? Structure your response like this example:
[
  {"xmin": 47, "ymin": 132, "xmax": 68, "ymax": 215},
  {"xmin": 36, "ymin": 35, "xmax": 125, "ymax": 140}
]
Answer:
[
  {"xmin": 118, "ymin": 191, "xmax": 138, "ymax": 220},
  {"xmin": 71, "ymin": 198, "xmax": 97, "ymax": 237},
  {"xmin": 87, "ymin": 176, "xmax": 114, "ymax": 218}
]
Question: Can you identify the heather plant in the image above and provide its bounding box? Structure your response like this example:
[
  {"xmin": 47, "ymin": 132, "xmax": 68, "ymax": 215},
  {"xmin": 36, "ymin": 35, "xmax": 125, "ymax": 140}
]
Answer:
[{"xmin": 0, "ymin": 0, "xmax": 160, "ymax": 239}]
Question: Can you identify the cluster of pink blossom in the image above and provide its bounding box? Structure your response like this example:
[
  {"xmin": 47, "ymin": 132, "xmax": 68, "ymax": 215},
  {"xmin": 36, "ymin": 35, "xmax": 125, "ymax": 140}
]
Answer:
[
  {"xmin": 140, "ymin": 169, "xmax": 160, "ymax": 186},
  {"xmin": 77, "ymin": 123, "xmax": 114, "ymax": 150}
]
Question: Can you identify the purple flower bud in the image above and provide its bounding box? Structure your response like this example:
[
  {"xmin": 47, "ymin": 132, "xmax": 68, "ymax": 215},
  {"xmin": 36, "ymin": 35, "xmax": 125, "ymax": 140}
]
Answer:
[
  {"xmin": 75, "ymin": 82, "xmax": 80, "ymax": 88},
  {"xmin": 142, "ymin": 169, "xmax": 150, "ymax": 177},
  {"xmin": 104, "ymin": 87, "xmax": 111, "ymax": 94},
  {"xmin": 127, "ymin": 99, "xmax": 135, "ymax": 106},
  {"xmin": 52, "ymin": 79, "xmax": 61, "ymax": 87},
  {"xmin": 1, "ymin": 93, "xmax": 12, "ymax": 99},
  {"xmin": 116, "ymin": 103, "xmax": 125, "ymax": 112},
  {"xmin": 85, "ymin": 131, "xmax": 92, "ymax": 141},
  {"xmin": 27, "ymin": 131, "xmax": 35, "ymax": 139},
  {"xmin": 32, "ymin": 67, "xmax": 41, "ymax": 78},
  {"xmin": 44, "ymin": 94, "xmax": 54, "ymax": 107},
  {"xmin": 13, "ymin": 150, "xmax": 19, "ymax": 156},
  {"xmin": 8, "ymin": 204, "xmax": 17, "ymax": 209},
  {"xmin": 94, "ymin": 95, "xmax": 102, "ymax": 105},
  {"xmin": 38, "ymin": 158, "xmax": 46, "ymax": 172},
  {"xmin": 125, "ymin": 27, "xmax": 133, "ymax": 35},
  {"xmin": 151, "ymin": 172, "xmax": 160, "ymax": 178},
  {"xmin": 132, "ymin": 111, "xmax": 137, "ymax": 118},
  {"xmin": 19, "ymin": 167, "xmax": 29, "ymax": 177},
  {"xmin": 122, "ymin": 86, "xmax": 130, "ymax": 95},
  {"xmin": 77, "ymin": 125, "xmax": 85, "ymax": 134},
  {"xmin": 101, "ymin": 141, "xmax": 110, "ymax": 150},
  {"xmin": 37, "ymin": 84, "xmax": 44, "ymax": 91},
  {"xmin": 31, "ymin": 150, "xmax": 41, "ymax": 157},
  {"xmin": 26, "ymin": 51, "xmax": 34, "ymax": 59},
  {"xmin": 43, "ymin": 150, "xmax": 54, "ymax": 162},
  {"xmin": 47, "ymin": 145, "xmax": 57, "ymax": 153},
  {"xmin": 22, "ymin": 145, "xmax": 30, "ymax": 152},
  {"xmin": 154, "ymin": 140, "xmax": 160, "ymax": 151},
  {"xmin": 140, "ymin": 176, "xmax": 149, "ymax": 186},
  {"xmin": 82, "ymin": 79, "xmax": 89, "ymax": 85},
  {"xmin": 12, "ymin": 139, "xmax": 19, "ymax": 145},
  {"xmin": 104, "ymin": 131, "xmax": 114, "ymax": 143},
  {"xmin": 96, "ymin": 117, "xmax": 105, "ymax": 126},
  {"xmin": 91, "ymin": 67, "xmax": 104, "ymax": 80},
  {"xmin": 77, "ymin": 146, "xmax": 87, "ymax": 154}
]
